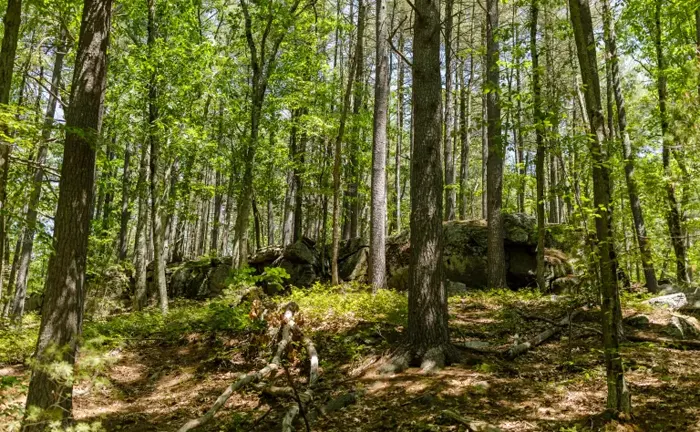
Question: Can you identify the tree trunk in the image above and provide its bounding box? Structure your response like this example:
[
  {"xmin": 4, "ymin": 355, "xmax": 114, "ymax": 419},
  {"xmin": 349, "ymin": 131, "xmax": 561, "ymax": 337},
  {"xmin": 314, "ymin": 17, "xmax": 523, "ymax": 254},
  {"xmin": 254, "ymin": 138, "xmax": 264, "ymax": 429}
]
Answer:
[
  {"xmin": 210, "ymin": 104, "xmax": 224, "ymax": 255},
  {"xmin": 117, "ymin": 141, "xmax": 131, "ymax": 261},
  {"xmin": 370, "ymin": 0, "xmax": 389, "ymax": 291},
  {"xmin": 11, "ymin": 27, "xmax": 66, "ymax": 320},
  {"xmin": 2, "ymin": 235, "xmax": 21, "ymax": 317},
  {"xmin": 267, "ymin": 199, "xmax": 275, "ymax": 246},
  {"xmin": 403, "ymin": 0, "xmax": 455, "ymax": 370},
  {"xmin": 653, "ymin": 0, "xmax": 689, "ymax": 286},
  {"xmin": 602, "ymin": 0, "xmax": 658, "ymax": 293},
  {"xmin": 282, "ymin": 114, "xmax": 298, "ymax": 246},
  {"xmin": 0, "ymin": 0, "xmax": 22, "ymax": 309},
  {"xmin": 459, "ymin": 5, "xmax": 475, "ymax": 220},
  {"xmin": 133, "ymin": 139, "xmax": 149, "ymax": 310},
  {"xmin": 22, "ymin": 0, "xmax": 111, "ymax": 428},
  {"xmin": 569, "ymin": 0, "xmax": 630, "ymax": 415},
  {"xmin": 148, "ymin": 0, "xmax": 168, "ymax": 315},
  {"xmin": 443, "ymin": 0, "xmax": 456, "ymax": 221},
  {"xmin": 531, "ymin": 0, "xmax": 546, "ymax": 292},
  {"xmin": 331, "ymin": 2, "xmax": 361, "ymax": 285},
  {"xmin": 395, "ymin": 31, "xmax": 404, "ymax": 233},
  {"xmin": 486, "ymin": 0, "xmax": 506, "ymax": 289},
  {"xmin": 252, "ymin": 197, "xmax": 262, "ymax": 251},
  {"xmin": 293, "ymin": 125, "xmax": 306, "ymax": 243}
]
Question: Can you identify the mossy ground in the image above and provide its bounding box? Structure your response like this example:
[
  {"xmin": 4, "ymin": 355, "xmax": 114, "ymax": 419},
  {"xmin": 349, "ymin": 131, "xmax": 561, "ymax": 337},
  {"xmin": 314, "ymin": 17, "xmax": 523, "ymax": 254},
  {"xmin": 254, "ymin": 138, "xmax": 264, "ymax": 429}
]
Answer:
[{"xmin": 1, "ymin": 286, "xmax": 698, "ymax": 431}]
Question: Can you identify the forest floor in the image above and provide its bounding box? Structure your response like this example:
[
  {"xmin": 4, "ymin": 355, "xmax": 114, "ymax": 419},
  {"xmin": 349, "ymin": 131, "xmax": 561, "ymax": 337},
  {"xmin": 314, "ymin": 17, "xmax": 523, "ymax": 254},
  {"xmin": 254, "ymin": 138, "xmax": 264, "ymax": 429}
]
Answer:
[{"xmin": 1, "ymin": 286, "xmax": 700, "ymax": 432}]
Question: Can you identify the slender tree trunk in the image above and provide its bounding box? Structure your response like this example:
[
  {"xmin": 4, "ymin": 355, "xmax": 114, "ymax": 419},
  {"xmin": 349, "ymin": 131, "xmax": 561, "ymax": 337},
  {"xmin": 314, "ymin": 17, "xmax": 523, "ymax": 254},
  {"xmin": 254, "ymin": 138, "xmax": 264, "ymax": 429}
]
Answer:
[
  {"xmin": 282, "ymin": 113, "xmax": 298, "ymax": 246},
  {"xmin": 481, "ymin": 52, "xmax": 487, "ymax": 219},
  {"xmin": 267, "ymin": 199, "xmax": 275, "ymax": 246},
  {"xmin": 395, "ymin": 31, "xmax": 404, "ymax": 232},
  {"xmin": 531, "ymin": 0, "xmax": 546, "ymax": 292},
  {"xmin": 133, "ymin": 140, "xmax": 149, "ymax": 310},
  {"xmin": 210, "ymin": 104, "xmax": 224, "ymax": 255},
  {"xmin": 332, "ymin": 4, "xmax": 361, "ymax": 285},
  {"xmin": 0, "ymin": 0, "xmax": 22, "ymax": 308},
  {"xmin": 486, "ymin": 0, "xmax": 507, "ymax": 289},
  {"xmin": 10, "ymin": 28, "xmax": 66, "ymax": 320},
  {"xmin": 602, "ymin": 0, "xmax": 658, "ymax": 293},
  {"xmin": 22, "ymin": 0, "xmax": 112, "ymax": 428},
  {"xmin": 443, "ymin": 0, "xmax": 456, "ymax": 221},
  {"xmin": 117, "ymin": 142, "xmax": 131, "ymax": 261},
  {"xmin": 2, "ymin": 235, "xmax": 21, "ymax": 317},
  {"xmin": 459, "ymin": 7, "xmax": 475, "ymax": 220},
  {"xmin": 370, "ymin": 0, "xmax": 389, "ymax": 291},
  {"xmin": 148, "ymin": 0, "xmax": 168, "ymax": 315},
  {"xmin": 569, "ymin": 0, "xmax": 630, "ymax": 415},
  {"xmin": 293, "ymin": 126, "xmax": 306, "ymax": 243},
  {"xmin": 252, "ymin": 197, "xmax": 261, "ymax": 251},
  {"xmin": 653, "ymin": 0, "xmax": 689, "ymax": 285}
]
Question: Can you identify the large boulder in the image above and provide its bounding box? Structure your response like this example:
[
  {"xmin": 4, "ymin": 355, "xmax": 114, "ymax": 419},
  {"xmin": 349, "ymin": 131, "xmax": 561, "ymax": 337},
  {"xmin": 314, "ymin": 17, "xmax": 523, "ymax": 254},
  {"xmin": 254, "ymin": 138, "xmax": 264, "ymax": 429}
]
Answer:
[{"xmin": 387, "ymin": 214, "xmax": 573, "ymax": 290}]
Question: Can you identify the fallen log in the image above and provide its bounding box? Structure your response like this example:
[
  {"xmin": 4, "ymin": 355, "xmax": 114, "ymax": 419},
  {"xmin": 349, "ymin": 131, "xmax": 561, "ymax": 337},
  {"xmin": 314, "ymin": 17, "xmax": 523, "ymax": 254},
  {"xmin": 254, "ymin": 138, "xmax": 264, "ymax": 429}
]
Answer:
[
  {"xmin": 626, "ymin": 333, "xmax": 700, "ymax": 350},
  {"xmin": 505, "ymin": 309, "xmax": 581, "ymax": 360},
  {"xmin": 178, "ymin": 303, "xmax": 298, "ymax": 432}
]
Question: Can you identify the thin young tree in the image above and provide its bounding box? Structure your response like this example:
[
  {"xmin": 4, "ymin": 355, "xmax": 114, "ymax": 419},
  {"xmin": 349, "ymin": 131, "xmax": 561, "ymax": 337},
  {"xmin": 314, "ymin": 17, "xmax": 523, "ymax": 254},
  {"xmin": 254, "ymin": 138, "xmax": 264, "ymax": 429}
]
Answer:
[
  {"xmin": 486, "ymin": 0, "xmax": 507, "ymax": 288},
  {"xmin": 602, "ymin": 0, "xmax": 659, "ymax": 293},
  {"xmin": 531, "ymin": 0, "xmax": 546, "ymax": 292},
  {"xmin": 148, "ymin": 0, "xmax": 169, "ymax": 315},
  {"xmin": 370, "ymin": 0, "xmax": 389, "ymax": 291},
  {"xmin": 10, "ymin": 28, "xmax": 67, "ymax": 320},
  {"xmin": 569, "ymin": 0, "xmax": 631, "ymax": 415},
  {"xmin": 653, "ymin": 0, "xmax": 689, "ymax": 285},
  {"xmin": 22, "ymin": 0, "xmax": 112, "ymax": 428},
  {"xmin": 444, "ymin": 0, "xmax": 456, "ymax": 220}
]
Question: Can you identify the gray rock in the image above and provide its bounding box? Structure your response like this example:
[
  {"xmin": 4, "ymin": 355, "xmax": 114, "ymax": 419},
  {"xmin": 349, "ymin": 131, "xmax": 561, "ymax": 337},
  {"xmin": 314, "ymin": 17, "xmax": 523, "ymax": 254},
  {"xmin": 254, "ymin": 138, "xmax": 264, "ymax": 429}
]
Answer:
[
  {"xmin": 646, "ymin": 293, "xmax": 688, "ymax": 310},
  {"xmin": 447, "ymin": 280, "xmax": 469, "ymax": 296},
  {"xmin": 624, "ymin": 314, "xmax": 651, "ymax": 329},
  {"xmin": 665, "ymin": 314, "xmax": 700, "ymax": 339}
]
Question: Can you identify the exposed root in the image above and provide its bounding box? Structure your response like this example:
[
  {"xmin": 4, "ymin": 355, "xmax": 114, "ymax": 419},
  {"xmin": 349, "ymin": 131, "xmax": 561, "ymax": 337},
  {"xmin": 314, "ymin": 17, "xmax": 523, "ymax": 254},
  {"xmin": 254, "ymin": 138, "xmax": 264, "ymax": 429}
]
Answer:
[
  {"xmin": 178, "ymin": 303, "xmax": 298, "ymax": 432},
  {"xmin": 379, "ymin": 343, "xmax": 461, "ymax": 374},
  {"xmin": 505, "ymin": 309, "xmax": 582, "ymax": 360},
  {"xmin": 281, "ymin": 404, "xmax": 300, "ymax": 432}
]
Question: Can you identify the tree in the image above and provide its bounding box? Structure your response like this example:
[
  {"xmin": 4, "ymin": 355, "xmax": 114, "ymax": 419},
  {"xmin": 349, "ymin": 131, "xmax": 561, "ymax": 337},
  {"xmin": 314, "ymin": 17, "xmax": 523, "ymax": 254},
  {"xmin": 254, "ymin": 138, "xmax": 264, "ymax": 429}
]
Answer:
[
  {"xmin": 486, "ymin": 0, "xmax": 507, "ymax": 289},
  {"xmin": 385, "ymin": 0, "xmax": 458, "ymax": 372},
  {"xmin": 369, "ymin": 0, "xmax": 388, "ymax": 291},
  {"xmin": 568, "ymin": 0, "xmax": 631, "ymax": 415},
  {"xmin": 531, "ymin": 0, "xmax": 546, "ymax": 292},
  {"xmin": 22, "ymin": 0, "xmax": 112, "ymax": 428},
  {"xmin": 653, "ymin": 0, "xmax": 689, "ymax": 286},
  {"xmin": 148, "ymin": 0, "xmax": 169, "ymax": 315},
  {"xmin": 0, "ymin": 0, "xmax": 22, "ymax": 310},
  {"xmin": 443, "ymin": 0, "xmax": 456, "ymax": 221},
  {"xmin": 602, "ymin": 0, "xmax": 659, "ymax": 293}
]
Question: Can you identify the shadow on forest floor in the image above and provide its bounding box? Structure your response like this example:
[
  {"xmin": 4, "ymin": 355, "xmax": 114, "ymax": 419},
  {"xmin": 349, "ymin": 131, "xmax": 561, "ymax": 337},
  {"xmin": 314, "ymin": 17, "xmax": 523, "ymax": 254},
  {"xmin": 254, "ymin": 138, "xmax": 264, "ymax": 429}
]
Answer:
[{"xmin": 2, "ymin": 289, "xmax": 700, "ymax": 431}]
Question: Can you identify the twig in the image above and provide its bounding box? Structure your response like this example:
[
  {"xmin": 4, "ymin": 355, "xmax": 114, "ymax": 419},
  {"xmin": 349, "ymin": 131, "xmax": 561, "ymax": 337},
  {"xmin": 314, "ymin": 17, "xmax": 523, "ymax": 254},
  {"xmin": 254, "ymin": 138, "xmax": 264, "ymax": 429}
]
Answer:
[{"xmin": 283, "ymin": 363, "xmax": 311, "ymax": 432}]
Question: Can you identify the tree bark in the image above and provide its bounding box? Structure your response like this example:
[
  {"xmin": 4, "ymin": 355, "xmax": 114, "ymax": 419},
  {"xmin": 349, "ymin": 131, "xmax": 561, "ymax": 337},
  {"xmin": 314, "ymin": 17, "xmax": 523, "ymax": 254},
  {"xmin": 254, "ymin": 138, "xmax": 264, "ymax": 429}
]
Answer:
[
  {"xmin": 602, "ymin": 0, "xmax": 658, "ymax": 293},
  {"xmin": 331, "ymin": 1, "xmax": 361, "ymax": 285},
  {"xmin": 293, "ymin": 124, "xmax": 306, "ymax": 243},
  {"xmin": 10, "ymin": 27, "xmax": 66, "ymax": 320},
  {"xmin": 653, "ymin": 0, "xmax": 689, "ymax": 286},
  {"xmin": 443, "ymin": 0, "xmax": 456, "ymax": 221},
  {"xmin": 403, "ymin": 0, "xmax": 455, "ymax": 370},
  {"xmin": 395, "ymin": 30, "xmax": 404, "ymax": 233},
  {"xmin": 569, "ymin": 0, "xmax": 630, "ymax": 415},
  {"xmin": 148, "ymin": 0, "xmax": 168, "ymax": 315},
  {"xmin": 531, "ymin": 0, "xmax": 546, "ymax": 292},
  {"xmin": 0, "ymin": 0, "xmax": 22, "ymax": 310},
  {"xmin": 133, "ymin": 140, "xmax": 149, "ymax": 310},
  {"xmin": 117, "ymin": 141, "xmax": 131, "ymax": 261},
  {"xmin": 369, "ymin": 0, "xmax": 388, "ymax": 291},
  {"xmin": 486, "ymin": 0, "xmax": 506, "ymax": 289},
  {"xmin": 22, "ymin": 0, "xmax": 112, "ymax": 428},
  {"xmin": 210, "ymin": 104, "xmax": 225, "ymax": 255},
  {"xmin": 459, "ymin": 4, "xmax": 475, "ymax": 220}
]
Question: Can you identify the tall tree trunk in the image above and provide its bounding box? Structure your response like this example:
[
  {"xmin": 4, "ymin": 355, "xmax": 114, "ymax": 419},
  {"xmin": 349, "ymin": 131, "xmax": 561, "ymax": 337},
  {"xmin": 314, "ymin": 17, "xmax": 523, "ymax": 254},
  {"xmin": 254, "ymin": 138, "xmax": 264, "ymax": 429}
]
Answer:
[
  {"xmin": 531, "ymin": 0, "xmax": 546, "ymax": 292},
  {"xmin": 602, "ymin": 0, "xmax": 658, "ymax": 293},
  {"xmin": 133, "ymin": 140, "xmax": 149, "ymax": 310},
  {"xmin": 569, "ymin": 0, "xmax": 630, "ymax": 415},
  {"xmin": 293, "ymin": 125, "xmax": 306, "ymax": 243},
  {"xmin": 403, "ymin": 0, "xmax": 455, "ymax": 370},
  {"xmin": 148, "ymin": 0, "xmax": 168, "ymax": 315},
  {"xmin": 395, "ymin": 31, "xmax": 404, "ymax": 232},
  {"xmin": 117, "ymin": 141, "xmax": 132, "ymax": 261},
  {"xmin": 459, "ymin": 5, "xmax": 475, "ymax": 220},
  {"xmin": 22, "ymin": 0, "xmax": 112, "ymax": 428},
  {"xmin": 481, "ymin": 47, "xmax": 488, "ymax": 219},
  {"xmin": 10, "ymin": 27, "xmax": 66, "ymax": 320},
  {"xmin": 2, "ymin": 235, "xmax": 21, "ymax": 317},
  {"xmin": 210, "ymin": 104, "xmax": 224, "ymax": 255},
  {"xmin": 282, "ymin": 113, "xmax": 298, "ymax": 246},
  {"xmin": 0, "ymin": 0, "xmax": 22, "ymax": 308},
  {"xmin": 370, "ymin": 0, "xmax": 389, "ymax": 291},
  {"xmin": 653, "ymin": 0, "xmax": 689, "ymax": 285},
  {"xmin": 332, "ymin": 3, "xmax": 362, "ymax": 285},
  {"xmin": 252, "ymin": 197, "xmax": 261, "ymax": 251},
  {"xmin": 443, "ymin": 0, "xmax": 456, "ymax": 221},
  {"xmin": 267, "ymin": 199, "xmax": 275, "ymax": 246},
  {"xmin": 486, "ymin": 0, "xmax": 507, "ymax": 289}
]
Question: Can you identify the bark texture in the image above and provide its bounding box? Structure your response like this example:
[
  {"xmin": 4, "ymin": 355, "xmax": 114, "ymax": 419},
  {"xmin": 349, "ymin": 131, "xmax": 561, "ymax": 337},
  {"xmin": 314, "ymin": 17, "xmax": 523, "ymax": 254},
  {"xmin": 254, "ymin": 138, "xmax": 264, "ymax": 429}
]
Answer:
[{"xmin": 22, "ymin": 0, "xmax": 112, "ymax": 428}]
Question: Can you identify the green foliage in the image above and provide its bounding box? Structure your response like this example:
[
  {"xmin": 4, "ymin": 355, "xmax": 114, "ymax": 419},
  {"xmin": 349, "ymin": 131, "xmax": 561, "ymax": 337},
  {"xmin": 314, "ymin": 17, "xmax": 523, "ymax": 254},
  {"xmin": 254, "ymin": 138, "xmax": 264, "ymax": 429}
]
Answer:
[
  {"xmin": 0, "ymin": 314, "xmax": 40, "ymax": 364},
  {"xmin": 285, "ymin": 282, "xmax": 408, "ymax": 326}
]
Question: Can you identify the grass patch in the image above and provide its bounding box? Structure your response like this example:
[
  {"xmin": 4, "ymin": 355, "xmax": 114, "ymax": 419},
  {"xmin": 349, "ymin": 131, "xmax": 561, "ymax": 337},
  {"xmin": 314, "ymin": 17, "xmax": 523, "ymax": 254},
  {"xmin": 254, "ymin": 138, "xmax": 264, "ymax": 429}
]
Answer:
[{"xmin": 285, "ymin": 282, "xmax": 408, "ymax": 326}]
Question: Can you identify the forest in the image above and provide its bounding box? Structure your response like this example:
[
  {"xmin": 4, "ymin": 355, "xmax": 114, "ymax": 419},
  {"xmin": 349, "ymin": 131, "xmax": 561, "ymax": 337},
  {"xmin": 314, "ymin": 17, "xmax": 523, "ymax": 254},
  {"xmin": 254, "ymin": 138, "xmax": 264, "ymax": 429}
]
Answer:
[{"xmin": 1, "ymin": 0, "xmax": 700, "ymax": 430}]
